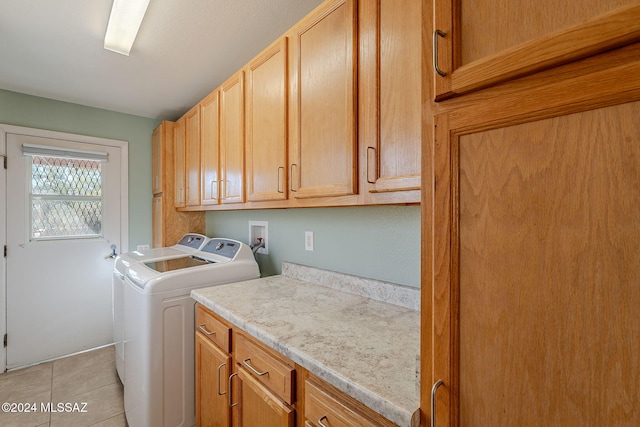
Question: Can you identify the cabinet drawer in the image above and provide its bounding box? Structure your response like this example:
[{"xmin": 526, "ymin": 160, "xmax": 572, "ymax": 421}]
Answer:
[
  {"xmin": 234, "ymin": 332, "xmax": 294, "ymax": 404},
  {"xmin": 305, "ymin": 379, "xmax": 391, "ymax": 427},
  {"xmin": 195, "ymin": 304, "xmax": 231, "ymax": 353}
]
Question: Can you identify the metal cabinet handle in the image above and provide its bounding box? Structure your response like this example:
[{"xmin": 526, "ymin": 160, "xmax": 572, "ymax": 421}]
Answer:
[
  {"xmin": 433, "ymin": 30, "xmax": 447, "ymax": 77},
  {"xmin": 228, "ymin": 372, "xmax": 238, "ymax": 407},
  {"xmin": 317, "ymin": 415, "xmax": 329, "ymax": 427},
  {"xmin": 290, "ymin": 164, "xmax": 298, "ymax": 192},
  {"xmin": 431, "ymin": 379, "xmax": 444, "ymax": 427},
  {"xmin": 198, "ymin": 324, "xmax": 216, "ymax": 336},
  {"xmin": 210, "ymin": 180, "xmax": 218, "ymax": 199},
  {"xmin": 242, "ymin": 358, "xmax": 269, "ymax": 376},
  {"xmin": 366, "ymin": 146, "xmax": 377, "ymax": 184},
  {"xmin": 277, "ymin": 166, "xmax": 284, "ymax": 194},
  {"xmin": 217, "ymin": 363, "xmax": 227, "ymax": 396}
]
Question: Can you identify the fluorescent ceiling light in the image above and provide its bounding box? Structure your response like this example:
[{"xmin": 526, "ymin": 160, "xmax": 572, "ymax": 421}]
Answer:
[{"xmin": 104, "ymin": 0, "xmax": 151, "ymax": 56}]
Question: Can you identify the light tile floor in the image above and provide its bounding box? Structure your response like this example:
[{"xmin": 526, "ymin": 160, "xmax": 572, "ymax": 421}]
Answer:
[{"xmin": 0, "ymin": 346, "xmax": 127, "ymax": 427}]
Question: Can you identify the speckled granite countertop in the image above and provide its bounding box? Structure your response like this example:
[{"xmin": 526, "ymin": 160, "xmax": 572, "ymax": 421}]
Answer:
[{"xmin": 191, "ymin": 263, "xmax": 420, "ymax": 427}]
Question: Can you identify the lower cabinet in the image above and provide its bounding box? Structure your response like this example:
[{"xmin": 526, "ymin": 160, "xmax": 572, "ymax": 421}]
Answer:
[
  {"xmin": 195, "ymin": 303, "xmax": 397, "ymax": 427},
  {"xmin": 233, "ymin": 331, "xmax": 295, "ymax": 427},
  {"xmin": 236, "ymin": 368, "xmax": 295, "ymax": 427},
  {"xmin": 195, "ymin": 332, "xmax": 231, "ymax": 427}
]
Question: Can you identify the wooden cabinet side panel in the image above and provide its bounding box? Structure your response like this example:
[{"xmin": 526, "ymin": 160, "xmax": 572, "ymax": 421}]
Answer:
[
  {"xmin": 152, "ymin": 124, "xmax": 164, "ymax": 195},
  {"xmin": 152, "ymin": 195, "xmax": 163, "ymax": 248},
  {"xmin": 455, "ymin": 102, "xmax": 640, "ymax": 426}
]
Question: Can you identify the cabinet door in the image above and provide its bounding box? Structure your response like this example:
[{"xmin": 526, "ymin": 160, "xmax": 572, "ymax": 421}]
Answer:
[
  {"xmin": 195, "ymin": 332, "xmax": 231, "ymax": 427},
  {"xmin": 236, "ymin": 367, "xmax": 294, "ymax": 427},
  {"xmin": 220, "ymin": 71, "xmax": 245, "ymax": 204},
  {"xmin": 201, "ymin": 90, "xmax": 221, "ymax": 206},
  {"xmin": 245, "ymin": 37, "xmax": 288, "ymax": 202},
  {"xmin": 289, "ymin": 0, "xmax": 357, "ymax": 199},
  {"xmin": 174, "ymin": 116, "xmax": 186, "ymax": 208},
  {"xmin": 360, "ymin": 0, "xmax": 421, "ymax": 201},
  {"xmin": 151, "ymin": 123, "xmax": 164, "ymax": 195},
  {"xmin": 185, "ymin": 105, "xmax": 201, "ymax": 206},
  {"xmin": 428, "ymin": 58, "xmax": 640, "ymax": 426},
  {"xmin": 432, "ymin": 0, "xmax": 640, "ymax": 99}
]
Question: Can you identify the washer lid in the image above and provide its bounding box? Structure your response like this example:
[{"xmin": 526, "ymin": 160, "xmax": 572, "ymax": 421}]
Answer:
[{"xmin": 143, "ymin": 256, "xmax": 215, "ymax": 273}]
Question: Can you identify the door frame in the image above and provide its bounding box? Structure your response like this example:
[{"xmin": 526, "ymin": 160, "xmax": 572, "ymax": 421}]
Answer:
[{"xmin": 0, "ymin": 124, "xmax": 129, "ymax": 372}]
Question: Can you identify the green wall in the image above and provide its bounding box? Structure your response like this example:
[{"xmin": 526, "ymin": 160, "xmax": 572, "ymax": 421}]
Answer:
[
  {"xmin": 206, "ymin": 206, "xmax": 421, "ymax": 288},
  {"xmin": 0, "ymin": 89, "xmax": 160, "ymax": 250}
]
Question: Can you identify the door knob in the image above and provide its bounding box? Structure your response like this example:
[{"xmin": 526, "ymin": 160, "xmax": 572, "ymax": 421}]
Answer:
[{"xmin": 105, "ymin": 244, "xmax": 117, "ymax": 259}]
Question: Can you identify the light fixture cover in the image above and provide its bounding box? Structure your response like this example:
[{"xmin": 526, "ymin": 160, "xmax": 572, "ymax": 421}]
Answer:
[{"xmin": 104, "ymin": 0, "xmax": 151, "ymax": 56}]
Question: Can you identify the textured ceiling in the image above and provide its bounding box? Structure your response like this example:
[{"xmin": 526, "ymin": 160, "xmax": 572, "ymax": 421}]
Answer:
[{"xmin": 0, "ymin": 0, "xmax": 324, "ymax": 120}]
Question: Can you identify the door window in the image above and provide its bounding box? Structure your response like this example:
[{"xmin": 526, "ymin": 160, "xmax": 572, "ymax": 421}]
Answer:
[{"xmin": 25, "ymin": 145, "xmax": 106, "ymax": 240}]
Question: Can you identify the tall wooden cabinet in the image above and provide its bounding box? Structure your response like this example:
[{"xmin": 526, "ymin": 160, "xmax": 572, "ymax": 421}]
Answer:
[
  {"xmin": 151, "ymin": 120, "xmax": 204, "ymax": 248},
  {"xmin": 288, "ymin": 0, "xmax": 358, "ymax": 199},
  {"xmin": 422, "ymin": 13, "xmax": 640, "ymax": 427}
]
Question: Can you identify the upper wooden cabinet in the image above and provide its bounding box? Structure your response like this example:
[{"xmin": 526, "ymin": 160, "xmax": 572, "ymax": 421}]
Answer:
[
  {"xmin": 245, "ymin": 37, "xmax": 288, "ymax": 203},
  {"xmin": 220, "ymin": 70, "xmax": 245, "ymax": 204},
  {"xmin": 173, "ymin": 0, "xmax": 423, "ymax": 211},
  {"xmin": 173, "ymin": 116, "xmax": 186, "ymax": 208},
  {"xmin": 288, "ymin": 0, "xmax": 358, "ymax": 199},
  {"xmin": 432, "ymin": 0, "xmax": 640, "ymax": 99},
  {"xmin": 200, "ymin": 90, "xmax": 221, "ymax": 206},
  {"xmin": 185, "ymin": 105, "xmax": 201, "ymax": 207},
  {"xmin": 359, "ymin": 0, "xmax": 422, "ymax": 204}
]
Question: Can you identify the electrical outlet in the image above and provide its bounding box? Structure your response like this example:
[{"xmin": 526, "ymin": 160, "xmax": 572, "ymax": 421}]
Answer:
[
  {"xmin": 137, "ymin": 244, "xmax": 150, "ymax": 251},
  {"xmin": 305, "ymin": 231, "xmax": 314, "ymax": 251}
]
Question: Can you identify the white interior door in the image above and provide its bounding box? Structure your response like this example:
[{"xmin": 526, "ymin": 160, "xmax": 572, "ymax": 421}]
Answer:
[{"xmin": 5, "ymin": 130, "xmax": 126, "ymax": 370}]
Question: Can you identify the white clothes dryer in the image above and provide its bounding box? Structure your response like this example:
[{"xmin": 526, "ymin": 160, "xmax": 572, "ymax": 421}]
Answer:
[
  {"xmin": 123, "ymin": 238, "xmax": 260, "ymax": 427},
  {"xmin": 112, "ymin": 233, "xmax": 208, "ymax": 382}
]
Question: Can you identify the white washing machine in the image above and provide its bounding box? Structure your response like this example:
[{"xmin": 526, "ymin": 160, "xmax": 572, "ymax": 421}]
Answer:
[
  {"xmin": 112, "ymin": 233, "xmax": 208, "ymax": 382},
  {"xmin": 123, "ymin": 238, "xmax": 260, "ymax": 427}
]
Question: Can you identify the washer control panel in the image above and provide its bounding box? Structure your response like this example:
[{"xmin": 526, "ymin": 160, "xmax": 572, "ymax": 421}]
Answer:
[
  {"xmin": 177, "ymin": 233, "xmax": 207, "ymax": 249},
  {"xmin": 201, "ymin": 238, "xmax": 242, "ymax": 259}
]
